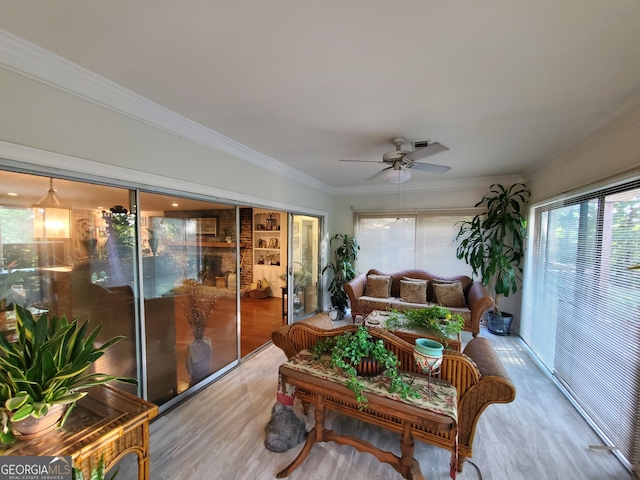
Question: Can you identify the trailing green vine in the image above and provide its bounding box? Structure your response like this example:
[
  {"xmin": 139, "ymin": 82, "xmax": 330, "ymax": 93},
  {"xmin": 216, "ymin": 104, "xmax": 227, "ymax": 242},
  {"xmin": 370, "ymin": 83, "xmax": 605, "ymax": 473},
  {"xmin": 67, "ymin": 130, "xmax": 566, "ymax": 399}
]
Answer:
[
  {"xmin": 386, "ymin": 306, "xmax": 465, "ymax": 346},
  {"xmin": 312, "ymin": 326, "xmax": 420, "ymax": 406}
]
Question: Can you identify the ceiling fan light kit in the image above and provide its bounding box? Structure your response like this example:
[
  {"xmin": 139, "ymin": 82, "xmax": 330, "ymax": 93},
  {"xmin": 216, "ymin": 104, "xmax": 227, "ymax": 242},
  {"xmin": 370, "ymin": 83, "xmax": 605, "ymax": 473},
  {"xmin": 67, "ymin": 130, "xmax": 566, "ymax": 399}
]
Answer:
[
  {"xmin": 340, "ymin": 136, "xmax": 450, "ymax": 183},
  {"xmin": 384, "ymin": 168, "xmax": 411, "ymax": 184}
]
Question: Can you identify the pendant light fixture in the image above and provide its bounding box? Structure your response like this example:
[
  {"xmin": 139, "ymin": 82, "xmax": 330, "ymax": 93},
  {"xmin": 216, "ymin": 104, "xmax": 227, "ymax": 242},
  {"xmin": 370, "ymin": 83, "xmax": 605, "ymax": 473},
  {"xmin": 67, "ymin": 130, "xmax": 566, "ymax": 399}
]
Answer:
[{"xmin": 32, "ymin": 177, "xmax": 71, "ymax": 239}]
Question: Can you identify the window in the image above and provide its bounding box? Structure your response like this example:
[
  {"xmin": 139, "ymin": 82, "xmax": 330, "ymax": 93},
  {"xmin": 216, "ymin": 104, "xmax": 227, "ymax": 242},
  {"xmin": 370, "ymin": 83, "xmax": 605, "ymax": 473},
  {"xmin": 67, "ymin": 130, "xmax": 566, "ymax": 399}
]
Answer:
[
  {"xmin": 521, "ymin": 178, "xmax": 640, "ymax": 469},
  {"xmin": 356, "ymin": 214, "xmax": 416, "ymax": 273},
  {"xmin": 355, "ymin": 211, "xmax": 474, "ymax": 276}
]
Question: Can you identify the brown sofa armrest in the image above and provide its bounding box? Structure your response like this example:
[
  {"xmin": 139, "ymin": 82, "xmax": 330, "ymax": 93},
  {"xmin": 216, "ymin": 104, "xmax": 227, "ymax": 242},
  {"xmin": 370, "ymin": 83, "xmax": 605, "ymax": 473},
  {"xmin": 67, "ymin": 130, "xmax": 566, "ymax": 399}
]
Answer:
[
  {"xmin": 457, "ymin": 337, "xmax": 516, "ymax": 453},
  {"xmin": 344, "ymin": 272, "xmax": 367, "ymax": 318},
  {"xmin": 465, "ymin": 282, "xmax": 493, "ymax": 336}
]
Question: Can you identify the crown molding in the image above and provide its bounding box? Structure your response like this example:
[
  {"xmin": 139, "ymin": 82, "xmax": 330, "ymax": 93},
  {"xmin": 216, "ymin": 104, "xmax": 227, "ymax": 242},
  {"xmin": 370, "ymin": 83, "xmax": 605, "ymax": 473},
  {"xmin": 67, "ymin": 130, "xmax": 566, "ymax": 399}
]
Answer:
[
  {"xmin": 0, "ymin": 28, "xmax": 333, "ymax": 194},
  {"xmin": 0, "ymin": 140, "xmax": 328, "ymax": 217}
]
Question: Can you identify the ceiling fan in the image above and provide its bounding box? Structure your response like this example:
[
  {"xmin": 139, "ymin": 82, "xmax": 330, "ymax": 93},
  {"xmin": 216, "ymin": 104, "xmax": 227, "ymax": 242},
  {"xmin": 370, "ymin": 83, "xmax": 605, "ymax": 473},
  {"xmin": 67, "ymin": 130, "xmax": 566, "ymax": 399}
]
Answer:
[{"xmin": 340, "ymin": 137, "xmax": 450, "ymax": 183}]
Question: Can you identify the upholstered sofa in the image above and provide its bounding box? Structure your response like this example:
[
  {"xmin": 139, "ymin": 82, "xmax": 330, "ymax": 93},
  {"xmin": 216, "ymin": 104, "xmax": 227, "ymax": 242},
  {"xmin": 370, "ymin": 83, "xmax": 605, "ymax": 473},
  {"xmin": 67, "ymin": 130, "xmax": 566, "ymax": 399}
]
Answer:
[
  {"xmin": 271, "ymin": 317, "xmax": 516, "ymax": 472},
  {"xmin": 344, "ymin": 268, "xmax": 493, "ymax": 337}
]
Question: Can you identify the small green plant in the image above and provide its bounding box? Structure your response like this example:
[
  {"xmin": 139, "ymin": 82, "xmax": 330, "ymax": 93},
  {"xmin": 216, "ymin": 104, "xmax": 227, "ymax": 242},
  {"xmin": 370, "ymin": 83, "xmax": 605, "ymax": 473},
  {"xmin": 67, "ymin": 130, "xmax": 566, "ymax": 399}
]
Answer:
[
  {"xmin": 385, "ymin": 306, "xmax": 465, "ymax": 345},
  {"xmin": 72, "ymin": 453, "xmax": 118, "ymax": 480},
  {"xmin": 313, "ymin": 326, "xmax": 420, "ymax": 406},
  {"xmin": 0, "ymin": 305, "xmax": 137, "ymax": 444}
]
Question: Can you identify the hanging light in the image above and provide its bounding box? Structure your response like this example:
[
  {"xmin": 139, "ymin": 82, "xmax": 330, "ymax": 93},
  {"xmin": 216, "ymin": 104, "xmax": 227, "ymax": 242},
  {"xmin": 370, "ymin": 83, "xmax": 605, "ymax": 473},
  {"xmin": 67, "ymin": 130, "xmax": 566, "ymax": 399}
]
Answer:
[
  {"xmin": 32, "ymin": 177, "xmax": 71, "ymax": 239},
  {"xmin": 384, "ymin": 168, "xmax": 411, "ymax": 184}
]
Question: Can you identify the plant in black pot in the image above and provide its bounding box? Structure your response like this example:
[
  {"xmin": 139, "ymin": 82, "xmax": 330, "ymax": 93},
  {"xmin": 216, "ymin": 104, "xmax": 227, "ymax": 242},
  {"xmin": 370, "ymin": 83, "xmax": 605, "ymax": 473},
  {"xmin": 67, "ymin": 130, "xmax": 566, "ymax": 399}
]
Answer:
[
  {"xmin": 322, "ymin": 234, "xmax": 359, "ymax": 317},
  {"xmin": 455, "ymin": 183, "xmax": 530, "ymax": 335}
]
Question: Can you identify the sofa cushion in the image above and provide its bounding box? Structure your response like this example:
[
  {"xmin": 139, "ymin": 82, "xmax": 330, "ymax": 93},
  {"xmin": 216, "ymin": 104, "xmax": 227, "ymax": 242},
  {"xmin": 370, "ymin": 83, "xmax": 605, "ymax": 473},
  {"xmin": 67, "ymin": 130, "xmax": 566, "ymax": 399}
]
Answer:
[
  {"xmin": 365, "ymin": 275, "xmax": 392, "ymax": 298},
  {"xmin": 433, "ymin": 281, "xmax": 467, "ymax": 308},
  {"xmin": 400, "ymin": 279, "xmax": 427, "ymax": 304},
  {"xmin": 357, "ymin": 296, "xmax": 395, "ymax": 313}
]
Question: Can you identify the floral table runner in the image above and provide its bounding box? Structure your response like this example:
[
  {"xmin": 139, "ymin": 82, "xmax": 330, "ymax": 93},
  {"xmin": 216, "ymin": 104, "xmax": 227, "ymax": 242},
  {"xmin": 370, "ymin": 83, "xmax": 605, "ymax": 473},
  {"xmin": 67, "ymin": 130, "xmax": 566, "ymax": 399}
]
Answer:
[{"xmin": 277, "ymin": 349, "xmax": 457, "ymax": 421}]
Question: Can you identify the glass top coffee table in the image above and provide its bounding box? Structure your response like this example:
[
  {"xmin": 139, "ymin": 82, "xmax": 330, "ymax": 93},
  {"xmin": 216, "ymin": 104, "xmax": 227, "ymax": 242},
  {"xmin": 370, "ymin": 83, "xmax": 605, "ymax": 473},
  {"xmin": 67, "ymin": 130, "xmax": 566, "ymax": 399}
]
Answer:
[{"xmin": 363, "ymin": 309, "xmax": 462, "ymax": 352}]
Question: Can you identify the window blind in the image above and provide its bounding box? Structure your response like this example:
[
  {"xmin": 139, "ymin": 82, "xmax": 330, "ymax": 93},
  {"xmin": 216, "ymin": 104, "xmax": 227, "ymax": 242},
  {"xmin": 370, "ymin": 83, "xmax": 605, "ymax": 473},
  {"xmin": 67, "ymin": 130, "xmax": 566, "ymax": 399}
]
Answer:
[
  {"xmin": 416, "ymin": 213, "xmax": 473, "ymax": 277},
  {"xmin": 521, "ymin": 180, "xmax": 640, "ymax": 469},
  {"xmin": 355, "ymin": 211, "xmax": 475, "ymax": 276},
  {"xmin": 356, "ymin": 214, "xmax": 416, "ymax": 273}
]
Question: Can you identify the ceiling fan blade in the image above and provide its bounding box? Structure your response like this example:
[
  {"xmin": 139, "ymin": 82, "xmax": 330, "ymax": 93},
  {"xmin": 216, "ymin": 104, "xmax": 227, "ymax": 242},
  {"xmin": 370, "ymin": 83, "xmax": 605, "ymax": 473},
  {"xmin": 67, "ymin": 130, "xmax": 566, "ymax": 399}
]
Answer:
[
  {"xmin": 366, "ymin": 165, "xmax": 393, "ymax": 180},
  {"xmin": 409, "ymin": 162, "xmax": 451, "ymax": 174},
  {"xmin": 339, "ymin": 159, "xmax": 384, "ymax": 164},
  {"xmin": 404, "ymin": 142, "xmax": 449, "ymax": 162}
]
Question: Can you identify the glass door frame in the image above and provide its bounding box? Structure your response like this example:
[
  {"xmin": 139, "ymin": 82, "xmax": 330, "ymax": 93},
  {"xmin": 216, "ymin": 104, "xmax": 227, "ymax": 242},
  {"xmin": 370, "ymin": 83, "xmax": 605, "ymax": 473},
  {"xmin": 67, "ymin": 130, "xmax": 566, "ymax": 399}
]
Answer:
[{"xmin": 287, "ymin": 213, "xmax": 323, "ymax": 323}]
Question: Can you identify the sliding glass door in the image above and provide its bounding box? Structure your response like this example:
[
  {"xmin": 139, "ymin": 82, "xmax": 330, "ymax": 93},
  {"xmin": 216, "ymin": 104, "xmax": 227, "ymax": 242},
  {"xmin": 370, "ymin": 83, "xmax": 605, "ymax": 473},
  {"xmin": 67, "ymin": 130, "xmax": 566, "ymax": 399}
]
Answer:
[
  {"xmin": 522, "ymin": 180, "xmax": 640, "ymax": 469},
  {"xmin": 290, "ymin": 215, "xmax": 320, "ymax": 321}
]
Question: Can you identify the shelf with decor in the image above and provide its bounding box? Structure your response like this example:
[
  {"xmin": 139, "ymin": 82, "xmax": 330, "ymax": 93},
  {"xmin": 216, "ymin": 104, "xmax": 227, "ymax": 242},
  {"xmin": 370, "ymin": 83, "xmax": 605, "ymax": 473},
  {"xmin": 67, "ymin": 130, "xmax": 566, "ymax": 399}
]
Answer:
[{"xmin": 253, "ymin": 209, "xmax": 287, "ymax": 297}]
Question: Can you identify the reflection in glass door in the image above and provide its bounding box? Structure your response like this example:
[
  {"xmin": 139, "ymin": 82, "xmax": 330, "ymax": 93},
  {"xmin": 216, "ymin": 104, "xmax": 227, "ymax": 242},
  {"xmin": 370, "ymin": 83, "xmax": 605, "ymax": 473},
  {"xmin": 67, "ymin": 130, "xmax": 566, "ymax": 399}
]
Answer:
[
  {"xmin": 138, "ymin": 192, "xmax": 239, "ymax": 403},
  {"xmin": 291, "ymin": 215, "xmax": 320, "ymax": 321}
]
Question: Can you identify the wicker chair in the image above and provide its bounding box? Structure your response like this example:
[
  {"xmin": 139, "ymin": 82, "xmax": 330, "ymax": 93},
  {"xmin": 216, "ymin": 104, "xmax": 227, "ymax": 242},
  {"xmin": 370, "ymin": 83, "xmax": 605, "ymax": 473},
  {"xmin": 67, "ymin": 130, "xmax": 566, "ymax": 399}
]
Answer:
[{"xmin": 272, "ymin": 321, "xmax": 515, "ymax": 472}]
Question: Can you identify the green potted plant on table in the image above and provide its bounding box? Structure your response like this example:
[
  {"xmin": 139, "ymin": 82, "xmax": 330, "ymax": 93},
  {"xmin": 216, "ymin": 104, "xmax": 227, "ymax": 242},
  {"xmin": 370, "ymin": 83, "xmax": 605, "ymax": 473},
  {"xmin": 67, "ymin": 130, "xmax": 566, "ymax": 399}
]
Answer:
[
  {"xmin": 312, "ymin": 326, "xmax": 420, "ymax": 406},
  {"xmin": 385, "ymin": 306, "xmax": 465, "ymax": 346},
  {"xmin": 0, "ymin": 305, "xmax": 137, "ymax": 444},
  {"xmin": 455, "ymin": 183, "xmax": 530, "ymax": 335},
  {"xmin": 322, "ymin": 234, "xmax": 360, "ymax": 318}
]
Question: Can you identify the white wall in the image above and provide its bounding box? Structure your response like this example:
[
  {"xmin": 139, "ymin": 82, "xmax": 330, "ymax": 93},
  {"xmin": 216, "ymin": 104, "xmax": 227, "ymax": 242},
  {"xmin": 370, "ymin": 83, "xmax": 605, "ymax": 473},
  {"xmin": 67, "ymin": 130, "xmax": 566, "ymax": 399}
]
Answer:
[
  {"xmin": 0, "ymin": 66, "xmax": 334, "ymax": 216},
  {"xmin": 527, "ymin": 104, "xmax": 640, "ymax": 203}
]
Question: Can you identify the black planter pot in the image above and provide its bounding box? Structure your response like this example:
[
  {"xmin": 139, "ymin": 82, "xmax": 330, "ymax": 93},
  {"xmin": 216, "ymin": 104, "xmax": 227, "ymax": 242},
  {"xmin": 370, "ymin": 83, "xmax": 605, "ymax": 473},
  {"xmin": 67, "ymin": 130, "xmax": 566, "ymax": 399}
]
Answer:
[
  {"xmin": 487, "ymin": 311, "xmax": 514, "ymax": 336},
  {"xmin": 332, "ymin": 296, "xmax": 348, "ymax": 315}
]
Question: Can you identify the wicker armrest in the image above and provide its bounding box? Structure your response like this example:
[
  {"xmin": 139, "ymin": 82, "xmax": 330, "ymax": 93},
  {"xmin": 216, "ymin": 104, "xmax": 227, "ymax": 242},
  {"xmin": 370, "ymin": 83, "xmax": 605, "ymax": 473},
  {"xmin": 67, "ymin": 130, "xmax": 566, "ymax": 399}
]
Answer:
[{"xmin": 272, "ymin": 313, "xmax": 335, "ymax": 359}]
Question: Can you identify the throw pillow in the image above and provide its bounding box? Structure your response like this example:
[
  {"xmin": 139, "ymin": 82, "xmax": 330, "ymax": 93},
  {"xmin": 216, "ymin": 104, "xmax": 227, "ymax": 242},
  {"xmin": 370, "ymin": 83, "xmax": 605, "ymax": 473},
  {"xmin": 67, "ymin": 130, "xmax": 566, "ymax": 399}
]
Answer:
[
  {"xmin": 365, "ymin": 275, "xmax": 392, "ymax": 298},
  {"xmin": 400, "ymin": 279, "xmax": 427, "ymax": 304},
  {"xmin": 433, "ymin": 281, "xmax": 466, "ymax": 308}
]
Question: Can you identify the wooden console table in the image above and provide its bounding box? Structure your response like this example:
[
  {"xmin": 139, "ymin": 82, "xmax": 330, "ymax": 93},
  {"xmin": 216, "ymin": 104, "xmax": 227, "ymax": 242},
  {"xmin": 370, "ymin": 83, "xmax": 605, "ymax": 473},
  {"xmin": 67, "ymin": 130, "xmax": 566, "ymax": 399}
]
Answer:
[
  {"xmin": 276, "ymin": 352, "xmax": 457, "ymax": 479},
  {"xmin": 0, "ymin": 385, "xmax": 158, "ymax": 480}
]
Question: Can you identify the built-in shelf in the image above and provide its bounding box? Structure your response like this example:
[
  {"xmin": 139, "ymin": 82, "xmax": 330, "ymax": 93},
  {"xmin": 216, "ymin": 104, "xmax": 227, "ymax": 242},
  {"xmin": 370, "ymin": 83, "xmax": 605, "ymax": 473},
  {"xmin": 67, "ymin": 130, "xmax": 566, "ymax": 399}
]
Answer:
[{"xmin": 165, "ymin": 242, "xmax": 247, "ymax": 248}]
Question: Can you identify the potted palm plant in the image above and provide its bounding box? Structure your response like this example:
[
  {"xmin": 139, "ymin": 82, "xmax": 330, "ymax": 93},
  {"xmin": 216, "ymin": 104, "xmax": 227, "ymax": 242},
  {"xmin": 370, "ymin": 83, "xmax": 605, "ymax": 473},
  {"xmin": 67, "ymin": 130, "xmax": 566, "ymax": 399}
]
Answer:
[
  {"xmin": 322, "ymin": 234, "xmax": 360, "ymax": 317},
  {"xmin": 455, "ymin": 183, "xmax": 530, "ymax": 335},
  {"xmin": 0, "ymin": 305, "xmax": 137, "ymax": 444}
]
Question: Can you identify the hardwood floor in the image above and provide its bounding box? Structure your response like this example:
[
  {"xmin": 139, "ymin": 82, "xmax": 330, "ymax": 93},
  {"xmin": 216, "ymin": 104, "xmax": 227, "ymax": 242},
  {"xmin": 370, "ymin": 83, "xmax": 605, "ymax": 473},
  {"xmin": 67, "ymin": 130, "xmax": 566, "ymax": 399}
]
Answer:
[
  {"xmin": 112, "ymin": 325, "xmax": 634, "ymax": 480},
  {"xmin": 240, "ymin": 296, "xmax": 284, "ymax": 357}
]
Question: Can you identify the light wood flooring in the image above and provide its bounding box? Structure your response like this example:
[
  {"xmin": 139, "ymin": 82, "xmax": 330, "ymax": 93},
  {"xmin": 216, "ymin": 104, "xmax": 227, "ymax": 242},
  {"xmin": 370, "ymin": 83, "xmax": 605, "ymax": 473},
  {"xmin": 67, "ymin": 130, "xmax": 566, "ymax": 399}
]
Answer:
[{"xmin": 111, "ymin": 325, "xmax": 634, "ymax": 480}]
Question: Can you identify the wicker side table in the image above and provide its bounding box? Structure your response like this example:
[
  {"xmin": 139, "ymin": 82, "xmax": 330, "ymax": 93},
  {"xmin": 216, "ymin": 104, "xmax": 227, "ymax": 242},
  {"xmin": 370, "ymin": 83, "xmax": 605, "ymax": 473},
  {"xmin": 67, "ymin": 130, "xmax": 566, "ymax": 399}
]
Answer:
[{"xmin": 0, "ymin": 385, "xmax": 158, "ymax": 480}]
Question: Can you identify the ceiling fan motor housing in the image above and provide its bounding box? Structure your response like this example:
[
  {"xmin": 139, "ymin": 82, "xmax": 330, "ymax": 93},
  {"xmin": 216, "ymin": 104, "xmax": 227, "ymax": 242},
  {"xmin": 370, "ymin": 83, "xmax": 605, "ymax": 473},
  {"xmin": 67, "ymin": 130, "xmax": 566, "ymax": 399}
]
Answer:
[{"xmin": 382, "ymin": 150, "xmax": 410, "ymax": 162}]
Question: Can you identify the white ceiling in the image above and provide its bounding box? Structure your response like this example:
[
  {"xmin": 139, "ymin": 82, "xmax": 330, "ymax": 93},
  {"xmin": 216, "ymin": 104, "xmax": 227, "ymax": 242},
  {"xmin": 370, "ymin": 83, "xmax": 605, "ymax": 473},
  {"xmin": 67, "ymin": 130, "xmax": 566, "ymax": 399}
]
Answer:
[{"xmin": 1, "ymin": 1, "xmax": 640, "ymax": 192}]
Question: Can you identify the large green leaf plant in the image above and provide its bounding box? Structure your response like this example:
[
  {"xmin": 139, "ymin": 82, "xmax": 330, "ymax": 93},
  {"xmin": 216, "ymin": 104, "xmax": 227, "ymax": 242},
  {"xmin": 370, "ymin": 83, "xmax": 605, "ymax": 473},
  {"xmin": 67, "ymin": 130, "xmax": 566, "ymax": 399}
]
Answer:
[
  {"xmin": 455, "ymin": 183, "xmax": 530, "ymax": 315},
  {"xmin": 0, "ymin": 305, "xmax": 137, "ymax": 444},
  {"xmin": 322, "ymin": 234, "xmax": 360, "ymax": 313}
]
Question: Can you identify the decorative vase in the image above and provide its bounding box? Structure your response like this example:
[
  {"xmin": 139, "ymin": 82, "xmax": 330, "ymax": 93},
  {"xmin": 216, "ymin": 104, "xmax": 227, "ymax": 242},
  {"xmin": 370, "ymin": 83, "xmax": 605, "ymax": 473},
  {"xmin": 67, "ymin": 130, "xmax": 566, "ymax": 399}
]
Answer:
[
  {"xmin": 227, "ymin": 272, "xmax": 237, "ymax": 291},
  {"xmin": 328, "ymin": 308, "xmax": 339, "ymax": 321},
  {"xmin": 11, "ymin": 403, "xmax": 66, "ymax": 440},
  {"xmin": 413, "ymin": 338, "xmax": 444, "ymax": 374},
  {"xmin": 187, "ymin": 337, "xmax": 212, "ymax": 386}
]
